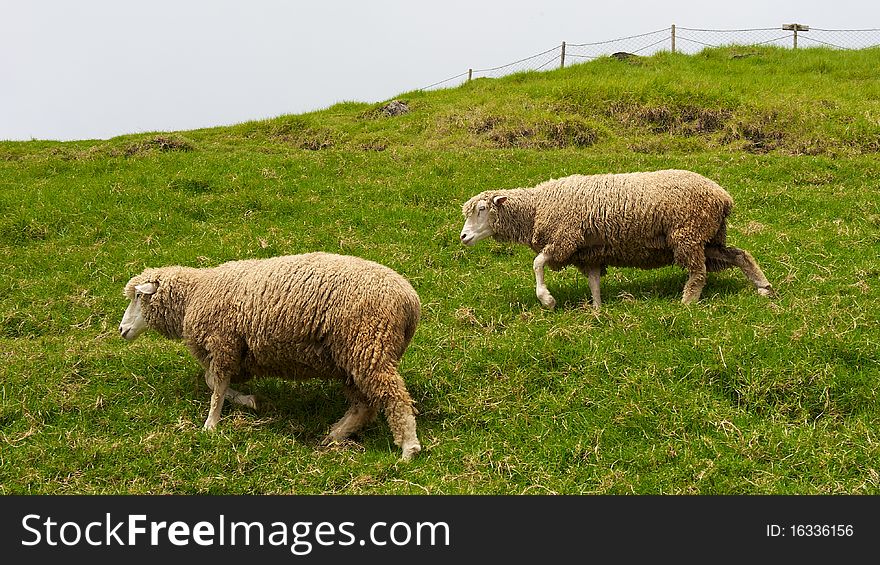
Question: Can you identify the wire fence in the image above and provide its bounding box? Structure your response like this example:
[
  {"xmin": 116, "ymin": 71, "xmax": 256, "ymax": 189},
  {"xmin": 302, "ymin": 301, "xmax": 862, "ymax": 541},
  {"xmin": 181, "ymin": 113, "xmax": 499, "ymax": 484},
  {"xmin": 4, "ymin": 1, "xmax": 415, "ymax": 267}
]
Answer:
[{"xmin": 421, "ymin": 24, "xmax": 880, "ymax": 90}]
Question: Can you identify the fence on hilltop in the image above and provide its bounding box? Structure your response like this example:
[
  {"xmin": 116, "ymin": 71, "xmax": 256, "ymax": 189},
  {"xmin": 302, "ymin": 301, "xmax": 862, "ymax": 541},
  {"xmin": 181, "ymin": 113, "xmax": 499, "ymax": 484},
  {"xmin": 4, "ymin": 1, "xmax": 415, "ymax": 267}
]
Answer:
[{"xmin": 421, "ymin": 24, "xmax": 880, "ymax": 91}]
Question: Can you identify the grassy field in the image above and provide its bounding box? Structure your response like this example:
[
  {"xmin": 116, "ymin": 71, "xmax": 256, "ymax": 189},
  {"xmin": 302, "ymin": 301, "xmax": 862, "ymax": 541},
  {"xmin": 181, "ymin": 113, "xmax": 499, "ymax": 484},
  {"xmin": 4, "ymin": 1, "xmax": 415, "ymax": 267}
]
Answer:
[{"xmin": 1, "ymin": 46, "xmax": 878, "ymax": 494}]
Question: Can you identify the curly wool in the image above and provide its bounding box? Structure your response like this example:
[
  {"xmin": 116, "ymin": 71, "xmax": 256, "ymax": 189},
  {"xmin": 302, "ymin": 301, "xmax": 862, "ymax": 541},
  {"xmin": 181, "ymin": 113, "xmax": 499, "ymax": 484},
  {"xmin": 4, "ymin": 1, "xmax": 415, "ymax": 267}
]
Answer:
[
  {"xmin": 123, "ymin": 252, "xmax": 422, "ymax": 457},
  {"xmin": 463, "ymin": 169, "xmax": 771, "ymax": 306},
  {"xmin": 465, "ymin": 170, "xmax": 732, "ymax": 269},
  {"xmin": 126, "ymin": 253, "xmax": 419, "ymax": 380}
]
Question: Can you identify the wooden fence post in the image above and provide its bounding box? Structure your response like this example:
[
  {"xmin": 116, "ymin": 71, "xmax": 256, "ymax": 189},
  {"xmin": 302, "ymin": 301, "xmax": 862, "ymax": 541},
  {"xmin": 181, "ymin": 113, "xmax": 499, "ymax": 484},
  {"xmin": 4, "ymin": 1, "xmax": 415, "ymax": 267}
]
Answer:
[
  {"xmin": 560, "ymin": 41, "xmax": 566, "ymax": 68},
  {"xmin": 671, "ymin": 24, "xmax": 676, "ymax": 53},
  {"xmin": 468, "ymin": 68, "xmax": 473, "ymax": 82},
  {"xmin": 783, "ymin": 23, "xmax": 809, "ymax": 48}
]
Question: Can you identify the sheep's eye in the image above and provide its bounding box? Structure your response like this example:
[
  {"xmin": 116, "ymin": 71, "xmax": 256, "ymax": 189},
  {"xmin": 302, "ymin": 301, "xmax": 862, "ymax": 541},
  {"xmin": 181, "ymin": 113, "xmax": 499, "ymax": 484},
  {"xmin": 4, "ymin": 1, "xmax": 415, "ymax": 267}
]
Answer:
[
  {"xmin": 135, "ymin": 292, "xmax": 142, "ymax": 300},
  {"xmin": 478, "ymin": 204, "xmax": 487, "ymax": 212}
]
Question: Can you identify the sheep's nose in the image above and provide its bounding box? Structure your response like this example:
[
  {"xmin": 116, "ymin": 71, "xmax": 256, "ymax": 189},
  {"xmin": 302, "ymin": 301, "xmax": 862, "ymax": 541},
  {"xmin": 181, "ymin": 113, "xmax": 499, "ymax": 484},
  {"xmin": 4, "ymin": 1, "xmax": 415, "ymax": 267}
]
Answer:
[{"xmin": 460, "ymin": 232, "xmax": 467, "ymax": 240}]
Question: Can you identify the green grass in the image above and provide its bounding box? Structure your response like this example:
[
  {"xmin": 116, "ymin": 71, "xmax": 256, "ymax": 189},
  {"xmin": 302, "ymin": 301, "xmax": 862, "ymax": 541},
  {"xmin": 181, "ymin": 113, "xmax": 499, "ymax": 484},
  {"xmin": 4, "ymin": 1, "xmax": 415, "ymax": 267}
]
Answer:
[{"xmin": 1, "ymin": 46, "xmax": 879, "ymax": 494}]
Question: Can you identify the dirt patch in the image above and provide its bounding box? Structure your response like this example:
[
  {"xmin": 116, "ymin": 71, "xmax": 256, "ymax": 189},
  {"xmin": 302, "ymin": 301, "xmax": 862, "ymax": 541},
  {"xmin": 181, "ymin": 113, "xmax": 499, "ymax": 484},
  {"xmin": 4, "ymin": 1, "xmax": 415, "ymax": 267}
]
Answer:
[
  {"xmin": 607, "ymin": 101, "xmax": 731, "ymax": 136},
  {"xmin": 358, "ymin": 138, "xmax": 389, "ymax": 151},
  {"xmin": 721, "ymin": 113, "xmax": 787, "ymax": 154},
  {"xmin": 467, "ymin": 114, "xmax": 600, "ymax": 149},
  {"xmin": 546, "ymin": 119, "xmax": 600, "ymax": 147},
  {"xmin": 484, "ymin": 123, "xmax": 537, "ymax": 148},
  {"xmin": 124, "ymin": 135, "xmax": 195, "ymax": 156},
  {"xmin": 298, "ymin": 133, "xmax": 334, "ymax": 150}
]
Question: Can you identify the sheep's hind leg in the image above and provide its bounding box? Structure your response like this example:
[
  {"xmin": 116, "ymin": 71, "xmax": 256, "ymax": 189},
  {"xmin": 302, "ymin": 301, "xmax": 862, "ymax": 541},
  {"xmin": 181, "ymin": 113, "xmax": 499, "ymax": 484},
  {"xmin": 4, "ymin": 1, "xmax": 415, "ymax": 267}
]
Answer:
[
  {"xmin": 356, "ymin": 367, "xmax": 421, "ymax": 461},
  {"xmin": 586, "ymin": 265, "xmax": 602, "ymax": 310},
  {"xmin": 705, "ymin": 246, "xmax": 773, "ymax": 297},
  {"xmin": 672, "ymin": 240, "xmax": 707, "ymax": 304},
  {"xmin": 205, "ymin": 367, "xmax": 256, "ymax": 409},
  {"xmin": 325, "ymin": 384, "xmax": 378, "ymax": 443},
  {"xmin": 533, "ymin": 252, "xmax": 557, "ymax": 309}
]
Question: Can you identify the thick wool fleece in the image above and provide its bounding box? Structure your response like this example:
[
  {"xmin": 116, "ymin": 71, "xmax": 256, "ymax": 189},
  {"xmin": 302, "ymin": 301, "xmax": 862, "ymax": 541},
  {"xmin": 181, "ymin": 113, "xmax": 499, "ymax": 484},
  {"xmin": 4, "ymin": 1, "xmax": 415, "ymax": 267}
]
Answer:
[
  {"xmin": 463, "ymin": 169, "xmax": 772, "ymax": 305},
  {"xmin": 124, "ymin": 252, "xmax": 421, "ymax": 455},
  {"xmin": 464, "ymin": 170, "xmax": 733, "ymax": 270}
]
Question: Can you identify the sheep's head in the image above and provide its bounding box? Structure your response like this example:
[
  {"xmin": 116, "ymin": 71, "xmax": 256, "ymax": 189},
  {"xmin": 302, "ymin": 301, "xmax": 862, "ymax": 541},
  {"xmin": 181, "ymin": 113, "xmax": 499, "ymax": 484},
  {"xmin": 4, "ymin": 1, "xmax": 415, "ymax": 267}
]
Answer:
[
  {"xmin": 460, "ymin": 192, "xmax": 507, "ymax": 246},
  {"xmin": 119, "ymin": 275, "xmax": 159, "ymax": 341}
]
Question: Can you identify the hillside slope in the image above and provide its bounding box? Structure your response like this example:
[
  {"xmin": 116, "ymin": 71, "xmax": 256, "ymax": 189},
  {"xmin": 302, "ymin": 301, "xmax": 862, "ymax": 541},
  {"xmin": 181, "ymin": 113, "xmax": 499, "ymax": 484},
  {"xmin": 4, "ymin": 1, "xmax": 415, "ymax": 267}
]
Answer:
[{"xmin": 0, "ymin": 46, "xmax": 878, "ymax": 494}]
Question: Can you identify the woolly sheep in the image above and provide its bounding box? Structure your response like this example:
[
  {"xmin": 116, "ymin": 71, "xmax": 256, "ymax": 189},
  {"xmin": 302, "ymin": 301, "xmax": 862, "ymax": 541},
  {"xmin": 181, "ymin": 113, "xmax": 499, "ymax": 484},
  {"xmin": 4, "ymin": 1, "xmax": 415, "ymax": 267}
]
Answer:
[
  {"xmin": 118, "ymin": 252, "xmax": 422, "ymax": 460},
  {"xmin": 460, "ymin": 169, "xmax": 772, "ymax": 309}
]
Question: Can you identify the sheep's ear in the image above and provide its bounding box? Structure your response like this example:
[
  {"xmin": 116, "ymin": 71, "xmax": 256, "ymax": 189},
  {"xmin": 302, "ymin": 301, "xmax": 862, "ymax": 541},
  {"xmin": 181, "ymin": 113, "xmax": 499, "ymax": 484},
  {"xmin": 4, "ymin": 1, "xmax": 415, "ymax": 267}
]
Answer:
[
  {"xmin": 135, "ymin": 281, "xmax": 158, "ymax": 295},
  {"xmin": 493, "ymin": 195, "xmax": 508, "ymax": 206}
]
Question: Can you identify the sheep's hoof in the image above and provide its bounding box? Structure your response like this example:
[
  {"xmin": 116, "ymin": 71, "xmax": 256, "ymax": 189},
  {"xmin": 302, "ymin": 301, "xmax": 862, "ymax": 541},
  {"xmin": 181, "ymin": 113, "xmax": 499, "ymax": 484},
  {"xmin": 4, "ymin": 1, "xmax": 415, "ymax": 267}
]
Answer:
[
  {"xmin": 202, "ymin": 420, "xmax": 218, "ymax": 432},
  {"xmin": 321, "ymin": 434, "xmax": 344, "ymax": 446},
  {"xmin": 400, "ymin": 443, "xmax": 422, "ymax": 462},
  {"xmin": 538, "ymin": 295, "xmax": 557, "ymax": 309},
  {"xmin": 239, "ymin": 394, "xmax": 257, "ymax": 410},
  {"xmin": 757, "ymin": 286, "xmax": 774, "ymax": 297}
]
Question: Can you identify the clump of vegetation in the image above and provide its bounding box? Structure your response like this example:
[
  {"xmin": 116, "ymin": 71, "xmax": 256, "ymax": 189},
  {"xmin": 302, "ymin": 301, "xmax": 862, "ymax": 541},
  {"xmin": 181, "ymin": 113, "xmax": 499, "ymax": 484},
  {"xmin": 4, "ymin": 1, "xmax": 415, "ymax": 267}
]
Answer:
[{"xmin": 124, "ymin": 135, "xmax": 195, "ymax": 156}]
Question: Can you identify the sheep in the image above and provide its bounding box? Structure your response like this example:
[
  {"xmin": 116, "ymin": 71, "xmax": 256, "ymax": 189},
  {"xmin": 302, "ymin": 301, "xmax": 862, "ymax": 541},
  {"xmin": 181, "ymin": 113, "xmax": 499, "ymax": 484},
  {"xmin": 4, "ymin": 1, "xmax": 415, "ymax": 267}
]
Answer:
[
  {"xmin": 118, "ymin": 252, "xmax": 422, "ymax": 460},
  {"xmin": 460, "ymin": 169, "xmax": 772, "ymax": 309}
]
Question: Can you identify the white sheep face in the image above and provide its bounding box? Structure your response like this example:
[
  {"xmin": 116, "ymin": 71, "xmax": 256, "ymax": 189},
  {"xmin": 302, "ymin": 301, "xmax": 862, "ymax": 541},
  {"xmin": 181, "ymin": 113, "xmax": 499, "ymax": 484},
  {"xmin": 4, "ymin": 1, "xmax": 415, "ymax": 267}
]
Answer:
[
  {"xmin": 460, "ymin": 195, "xmax": 506, "ymax": 246},
  {"xmin": 119, "ymin": 281, "xmax": 158, "ymax": 341}
]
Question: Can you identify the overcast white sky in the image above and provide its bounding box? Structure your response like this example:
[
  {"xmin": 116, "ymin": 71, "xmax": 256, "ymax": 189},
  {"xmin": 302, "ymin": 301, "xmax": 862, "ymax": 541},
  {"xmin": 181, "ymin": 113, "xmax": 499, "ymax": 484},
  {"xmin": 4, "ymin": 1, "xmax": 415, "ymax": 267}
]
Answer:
[{"xmin": 2, "ymin": 0, "xmax": 878, "ymax": 141}]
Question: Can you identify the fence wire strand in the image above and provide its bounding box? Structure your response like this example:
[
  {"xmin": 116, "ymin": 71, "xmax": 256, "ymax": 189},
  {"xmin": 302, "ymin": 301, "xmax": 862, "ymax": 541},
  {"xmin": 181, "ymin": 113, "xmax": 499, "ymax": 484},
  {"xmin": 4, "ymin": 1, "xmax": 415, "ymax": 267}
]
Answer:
[
  {"xmin": 632, "ymin": 36, "xmax": 673, "ymax": 54},
  {"xmin": 676, "ymin": 35, "xmax": 720, "ymax": 48},
  {"xmin": 677, "ymin": 27, "xmax": 777, "ymax": 32},
  {"xmin": 421, "ymin": 25, "xmax": 880, "ymax": 90},
  {"xmin": 473, "ymin": 45, "xmax": 560, "ymax": 74},
  {"xmin": 567, "ymin": 27, "xmax": 671, "ymax": 47},
  {"xmin": 421, "ymin": 71, "xmax": 471, "ymax": 91},
  {"xmin": 753, "ymin": 34, "xmax": 795, "ymax": 46},
  {"xmin": 800, "ymin": 36, "xmax": 849, "ymax": 49},
  {"xmin": 534, "ymin": 54, "xmax": 561, "ymax": 71}
]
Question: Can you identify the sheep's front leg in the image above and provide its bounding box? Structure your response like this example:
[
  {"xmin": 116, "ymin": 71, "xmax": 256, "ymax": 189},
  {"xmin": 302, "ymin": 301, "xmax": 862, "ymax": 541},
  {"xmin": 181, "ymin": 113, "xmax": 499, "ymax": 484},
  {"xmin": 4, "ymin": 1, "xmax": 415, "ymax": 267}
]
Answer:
[
  {"xmin": 204, "ymin": 372, "xmax": 229, "ymax": 431},
  {"xmin": 587, "ymin": 266, "xmax": 602, "ymax": 310},
  {"xmin": 202, "ymin": 344, "xmax": 241, "ymax": 431},
  {"xmin": 533, "ymin": 252, "xmax": 556, "ymax": 309},
  {"xmin": 205, "ymin": 367, "xmax": 256, "ymax": 409}
]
